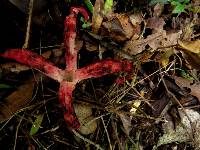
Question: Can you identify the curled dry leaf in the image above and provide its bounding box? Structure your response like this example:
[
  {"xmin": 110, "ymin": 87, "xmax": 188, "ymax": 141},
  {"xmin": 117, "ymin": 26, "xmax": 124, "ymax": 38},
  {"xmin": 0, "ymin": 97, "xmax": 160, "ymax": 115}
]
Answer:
[
  {"xmin": 102, "ymin": 13, "xmax": 140, "ymax": 42},
  {"xmin": 129, "ymin": 13, "xmax": 143, "ymax": 27},
  {"xmin": 114, "ymin": 14, "xmax": 136, "ymax": 40}
]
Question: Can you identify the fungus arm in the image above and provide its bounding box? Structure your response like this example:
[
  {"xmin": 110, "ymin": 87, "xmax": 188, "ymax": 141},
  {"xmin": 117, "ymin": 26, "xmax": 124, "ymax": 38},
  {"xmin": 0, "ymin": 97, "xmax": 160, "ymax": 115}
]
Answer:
[{"xmin": 0, "ymin": 49, "xmax": 64, "ymax": 82}]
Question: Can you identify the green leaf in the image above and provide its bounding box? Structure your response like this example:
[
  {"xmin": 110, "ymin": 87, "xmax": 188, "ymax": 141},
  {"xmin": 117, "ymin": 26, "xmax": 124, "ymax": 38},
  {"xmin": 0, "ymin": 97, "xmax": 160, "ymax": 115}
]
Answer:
[
  {"xmin": 29, "ymin": 114, "xmax": 44, "ymax": 136},
  {"xmin": 104, "ymin": 0, "xmax": 113, "ymax": 15},
  {"xmin": 82, "ymin": 21, "xmax": 91, "ymax": 29},
  {"xmin": 0, "ymin": 83, "xmax": 11, "ymax": 89},
  {"xmin": 172, "ymin": 4, "xmax": 185, "ymax": 14},
  {"xmin": 80, "ymin": 17, "xmax": 91, "ymax": 29},
  {"xmin": 84, "ymin": 0, "xmax": 93, "ymax": 14},
  {"xmin": 171, "ymin": 1, "xmax": 181, "ymax": 6},
  {"xmin": 183, "ymin": 0, "xmax": 189, "ymax": 4},
  {"xmin": 178, "ymin": 69, "xmax": 194, "ymax": 80}
]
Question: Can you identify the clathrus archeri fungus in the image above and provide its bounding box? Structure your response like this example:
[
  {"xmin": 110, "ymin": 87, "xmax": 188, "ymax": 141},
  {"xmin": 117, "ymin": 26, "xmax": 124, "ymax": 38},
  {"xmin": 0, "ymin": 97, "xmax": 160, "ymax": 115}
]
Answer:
[{"xmin": 0, "ymin": 7, "xmax": 133, "ymax": 129}]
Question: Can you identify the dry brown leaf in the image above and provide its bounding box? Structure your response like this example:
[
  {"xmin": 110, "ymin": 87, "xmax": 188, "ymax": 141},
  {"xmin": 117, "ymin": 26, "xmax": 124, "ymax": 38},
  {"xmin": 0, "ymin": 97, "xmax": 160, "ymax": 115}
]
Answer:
[
  {"xmin": 85, "ymin": 42, "xmax": 98, "ymax": 51},
  {"xmin": 129, "ymin": 13, "xmax": 143, "ymax": 27},
  {"xmin": 0, "ymin": 75, "xmax": 40, "ymax": 122},
  {"xmin": 178, "ymin": 40, "xmax": 200, "ymax": 70},
  {"xmin": 124, "ymin": 30, "xmax": 181, "ymax": 55},
  {"xmin": 178, "ymin": 40, "xmax": 200, "ymax": 54},
  {"xmin": 151, "ymin": 31, "xmax": 181, "ymax": 49},
  {"xmin": 146, "ymin": 17, "xmax": 165, "ymax": 32},
  {"xmin": 182, "ymin": 51, "xmax": 200, "ymax": 70},
  {"xmin": 181, "ymin": 21, "xmax": 194, "ymax": 40},
  {"xmin": 74, "ymin": 103, "xmax": 92, "ymax": 118},
  {"xmin": 92, "ymin": 0, "xmax": 104, "ymax": 34},
  {"xmin": 102, "ymin": 13, "xmax": 139, "ymax": 42},
  {"xmin": 174, "ymin": 76, "xmax": 200, "ymax": 102},
  {"xmin": 1, "ymin": 62, "xmax": 30, "ymax": 73},
  {"xmin": 77, "ymin": 116, "xmax": 97, "ymax": 135},
  {"xmin": 123, "ymin": 37, "xmax": 146, "ymax": 55},
  {"xmin": 153, "ymin": 3, "xmax": 164, "ymax": 17},
  {"xmin": 115, "ymin": 14, "xmax": 135, "ymax": 39}
]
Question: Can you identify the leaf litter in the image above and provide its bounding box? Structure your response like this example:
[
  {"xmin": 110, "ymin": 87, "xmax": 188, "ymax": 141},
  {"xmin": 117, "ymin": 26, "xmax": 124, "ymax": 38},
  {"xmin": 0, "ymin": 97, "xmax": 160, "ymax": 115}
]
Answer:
[{"xmin": 0, "ymin": 0, "xmax": 200, "ymax": 149}]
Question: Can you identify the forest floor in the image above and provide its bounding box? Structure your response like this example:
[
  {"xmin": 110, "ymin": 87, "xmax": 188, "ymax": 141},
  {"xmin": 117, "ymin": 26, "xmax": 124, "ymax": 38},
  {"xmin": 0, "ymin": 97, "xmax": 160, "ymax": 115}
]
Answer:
[{"xmin": 0, "ymin": 0, "xmax": 200, "ymax": 149}]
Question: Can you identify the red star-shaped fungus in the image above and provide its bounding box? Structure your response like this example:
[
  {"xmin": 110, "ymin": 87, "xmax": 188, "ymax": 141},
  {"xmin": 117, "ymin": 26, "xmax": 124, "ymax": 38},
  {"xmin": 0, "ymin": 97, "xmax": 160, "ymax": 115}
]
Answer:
[{"xmin": 0, "ymin": 7, "xmax": 133, "ymax": 129}]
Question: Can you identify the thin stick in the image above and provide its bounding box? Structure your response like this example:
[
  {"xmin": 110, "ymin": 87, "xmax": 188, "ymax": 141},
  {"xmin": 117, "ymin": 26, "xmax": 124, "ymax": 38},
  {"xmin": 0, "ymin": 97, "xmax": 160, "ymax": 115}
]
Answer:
[
  {"xmin": 13, "ymin": 113, "xmax": 24, "ymax": 150},
  {"xmin": 101, "ymin": 116, "xmax": 112, "ymax": 150},
  {"xmin": 23, "ymin": 0, "xmax": 34, "ymax": 49},
  {"xmin": 72, "ymin": 129, "xmax": 103, "ymax": 150}
]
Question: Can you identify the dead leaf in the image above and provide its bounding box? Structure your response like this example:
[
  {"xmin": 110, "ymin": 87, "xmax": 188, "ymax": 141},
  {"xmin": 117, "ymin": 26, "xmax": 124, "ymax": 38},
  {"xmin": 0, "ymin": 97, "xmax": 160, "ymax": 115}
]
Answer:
[
  {"xmin": 118, "ymin": 112, "xmax": 132, "ymax": 135},
  {"xmin": 178, "ymin": 40, "xmax": 200, "ymax": 70},
  {"xmin": 129, "ymin": 13, "xmax": 143, "ymax": 27},
  {"xmin": 192, "ymin": 0, "xmax": 200, "ymax": 13},
  {"xmin": 153, "ymin": 3, "xmax": 164, "ymax": 17},
  {"xmin": 155, "ymin": 31, "xmax": 181, "ymax": 48},
  {"xmin": 155, "ymin": 109, "xmax": 200, "ymax": 148},
  {"xmin": 124, "ymin": 30, "xmax": 181, "ymax": 55},
  {"xmin": 114, "ymin": 13, "xmax": 136, "ymax": 39},
  {"xmin": 0, "ymin": 74, "xmax": 40, "ymax": 122},
  {"xmin": 74, "ymin": 104, "xmax": 97, "ymax": 135},
  {"xmin": 182, "ymin": 51, "xmax": 200, "ymax": 70},
  {"xmin": 181, "ymin": 21, "xmax": 194, "ymax": 40},
  {"xmin": 102, "ymin": 13, "xmax": 138, "ymax": 42},
  {"xmin": 77, "ymin": 116, "xmax": 97, "ymax": 135},
  {"xmin": 74, "ymin": 103, "xmax": 92, "ymax": 118},
  {"xmin": 1, "ymin": 62, "xmax": 30, "ymax": 73},
  {"xmin": 174, "ymin": 76, "xmax": 200, "ymax": 102},
  {"xmin": 151, "ymin": 76, "xmax": 187, "ymax": 117},
  {"xmin": 85, "ymin": 42, "xmax": 99, "ymax": 51},
  {"xmin": 160, "ymin": 48, "xmax": 175, "ymax": 68},
  {"xmin": 178, "ymin": 40, "xmax": 200, "ymax": 54},
  {"xmin": 146, "ymin": 17, "xmax": 165, "ymax": 32},
  {"xmin": 92, "ymin": 0, "xmax": 104, "ymax": 34}
]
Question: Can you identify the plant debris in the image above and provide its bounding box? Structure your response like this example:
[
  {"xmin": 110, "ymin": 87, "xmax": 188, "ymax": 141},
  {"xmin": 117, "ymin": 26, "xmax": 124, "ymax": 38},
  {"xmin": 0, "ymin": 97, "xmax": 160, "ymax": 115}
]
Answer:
[{"xmin": 0, "ymin": 0, "xmax": 200, "ymax": 149}]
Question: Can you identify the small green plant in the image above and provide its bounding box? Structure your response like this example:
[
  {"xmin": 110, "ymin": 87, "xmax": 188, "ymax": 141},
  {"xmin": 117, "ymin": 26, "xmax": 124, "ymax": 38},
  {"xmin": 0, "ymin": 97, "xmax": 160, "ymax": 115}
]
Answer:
[
  {"xmin": 150, "ymin": 0, "xmax": 191, "ymax": 14},
  {"xmin": 169, "ymin": 0, "xmax": 190, "ymax": 14},
  {"xmin": 84, "ymin": 0, "xmax": 93, "ymax": 13}
]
